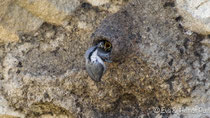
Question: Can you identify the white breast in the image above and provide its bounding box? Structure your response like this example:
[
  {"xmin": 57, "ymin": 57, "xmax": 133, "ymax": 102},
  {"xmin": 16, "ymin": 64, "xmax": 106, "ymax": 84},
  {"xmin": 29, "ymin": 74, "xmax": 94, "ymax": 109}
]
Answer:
[
  {"xmin": 90, "ymin": 49, "xmax": 98, "ymax": 62},
  {"xmin": 91, "ymin": 49, "xmax": 105, "ymax": 67}
]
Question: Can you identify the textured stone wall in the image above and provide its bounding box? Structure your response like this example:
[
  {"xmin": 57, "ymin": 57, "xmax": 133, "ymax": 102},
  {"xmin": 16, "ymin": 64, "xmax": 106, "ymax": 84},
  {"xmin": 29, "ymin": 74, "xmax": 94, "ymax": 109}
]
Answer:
[
  {"xmin": 176, "ymin": 0, "xmax": 210, "ymax": 35},
  {"xmin": 0, "ymin": 0, "xmax": 209, "ymax": 118},
  {"xmin": 0, "ymin": 0, "xmax": 80, "ymax": 44}
]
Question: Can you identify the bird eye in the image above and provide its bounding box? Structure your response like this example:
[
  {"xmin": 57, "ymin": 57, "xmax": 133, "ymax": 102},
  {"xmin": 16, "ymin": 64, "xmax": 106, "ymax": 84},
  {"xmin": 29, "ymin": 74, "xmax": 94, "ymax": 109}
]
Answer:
[{"xmin": 98, "ymin": 42, "xmax": 104, "ymax": 48}]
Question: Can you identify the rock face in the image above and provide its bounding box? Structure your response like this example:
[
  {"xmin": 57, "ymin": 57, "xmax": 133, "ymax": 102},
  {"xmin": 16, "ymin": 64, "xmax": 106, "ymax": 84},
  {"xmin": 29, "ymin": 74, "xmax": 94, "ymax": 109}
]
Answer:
[
  {"xmin": 0, "ymin": 0, "xmax": 209, "ymax": 118},
  {"xmin": 16, "ymin": 0, "xmax": 81, "ymax": 25},
  {"xmin": 0, "ymin": 0, "xmax": 80, "ymax": 44},
  {"xmin": 176, "ymin": 0, "xmax": 210, "ymax": 35},
  {"xmin": 0, "ymin": 0, "xmax": 43, "ymax": 44}
]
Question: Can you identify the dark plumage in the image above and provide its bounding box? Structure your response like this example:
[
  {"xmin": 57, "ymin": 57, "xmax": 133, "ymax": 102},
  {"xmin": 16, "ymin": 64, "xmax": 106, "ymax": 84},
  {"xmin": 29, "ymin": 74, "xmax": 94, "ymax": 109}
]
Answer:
[{"xmin": 85, "ymin": 59, "xmax": 104, "ymax": 82}]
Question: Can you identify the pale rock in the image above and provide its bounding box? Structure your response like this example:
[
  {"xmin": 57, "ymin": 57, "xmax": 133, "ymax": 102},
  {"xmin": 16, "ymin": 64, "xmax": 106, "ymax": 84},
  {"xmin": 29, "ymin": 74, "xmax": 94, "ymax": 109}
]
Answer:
[
  {"xmin": 87, "ymin": 0, "xmax": 109, "ymax": 6},
  {"xmin": 77, "ymin": 21, "xmax": 93, "ymax": 30},
  {"xmin": 45, "ymin": 30, "xmax": 55, "ymax": 39},
  {"xmin": 40, "ymin": 114, "xmax": 72, "ymax": 118},
  {"xmin": 0, "ymin": 0, "xmax": 18, "ymax": 43},
  {"xmin": 108, "ymin": 5, "xmax": 121, "ymax": 13},
  {"xmin": 0, "ymin": 3, "xmax": 43, "ymax": 33},
  {"xmin": 0, "ymin": 95, "xmax": 25, "ymax": 118},
  {"xmin": 176, "ymin": 0, "xmax": 210, "ymax": 34},
  {"xmin": 0, "ymin": 2, "xmax": 43, "ymax": 43},
  {"xmin": 16, "ymin": 0, "xmax": 81, "ymax": 25},
  {"xmin": 0, "ymin": 26, "xmax": 19, "ymax": 44},
  {"xmin": 0, "ymin": 0, "xmax": 80, "ymax": 44},
  {"xmin": 0, "ymin": 0, "xmax": 12, "ymax": 19},
  {"xmin": 201, "ymin": 38, "xmax": 210, "ymax": 47}
]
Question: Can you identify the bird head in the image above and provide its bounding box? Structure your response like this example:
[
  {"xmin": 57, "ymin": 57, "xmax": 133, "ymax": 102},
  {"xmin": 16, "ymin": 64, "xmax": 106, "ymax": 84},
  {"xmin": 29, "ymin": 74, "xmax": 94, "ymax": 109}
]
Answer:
[{"xmin": 96, "ymin": 40, "xmax": 112, "ymax": 62}]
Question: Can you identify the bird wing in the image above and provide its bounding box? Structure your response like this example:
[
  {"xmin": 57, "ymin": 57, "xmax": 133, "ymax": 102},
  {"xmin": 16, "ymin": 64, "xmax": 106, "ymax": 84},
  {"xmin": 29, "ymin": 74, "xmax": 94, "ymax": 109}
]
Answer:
[
  {"xmin": 86, "ymin": 61, "xmax": 104, "ymax": 82},
  {"xmin": 97, "ymin": 50, "xmax": 111, "ymax": 62},
  {"xmin": 84, "ymin": 46, "xmax": 97, "ymax": 60}
]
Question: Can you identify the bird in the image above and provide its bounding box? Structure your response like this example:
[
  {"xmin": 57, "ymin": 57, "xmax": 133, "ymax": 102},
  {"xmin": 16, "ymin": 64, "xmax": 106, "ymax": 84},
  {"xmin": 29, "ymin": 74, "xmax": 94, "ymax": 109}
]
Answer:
[{"xmin": 85, "ymin": 40, "xmax": 112, "ymax": 82}]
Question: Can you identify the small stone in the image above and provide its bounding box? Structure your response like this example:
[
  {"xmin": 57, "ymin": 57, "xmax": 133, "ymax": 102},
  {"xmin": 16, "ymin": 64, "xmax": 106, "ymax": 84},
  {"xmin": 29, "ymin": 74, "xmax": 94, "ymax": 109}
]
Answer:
[
  {"xmin": 86, "ymin": 0, "xmax": 109, "ymax": 6},
  {"xmin": 108, "ymin": 5, "xmax": 121, "ymax": 13},
  {"xmin": 201, "ymin": 38, "xmax": 210, "ymax": 47},
  {"xmin": 184, "ymin": 30, "xmax": 193, "ymax": 35},
  {"xmin": 77, "ymin": 21, "xmax": 93, "ymax": 30},
  {"xmin": 45, "ymin": 30, "xmax": 55, "ymax": 39}
]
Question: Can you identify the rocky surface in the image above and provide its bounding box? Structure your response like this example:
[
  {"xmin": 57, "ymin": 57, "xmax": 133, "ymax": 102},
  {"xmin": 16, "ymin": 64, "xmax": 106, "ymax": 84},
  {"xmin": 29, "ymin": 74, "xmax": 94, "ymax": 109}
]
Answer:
[
  {"xmin": 0, "ymin": 0, "xmax": 43, "ymax": 44},
  {"xmin": 16, "ymin": 0, "xmax": 81, "ymax": 25},
  {"xmin": 0, "ymin": 0, "xmax": 81, "ymax": 44},
  {"xmin": 86, "ymin": 0, "xmax": 110, "ymax": 6},
  {"xmin": 0, "ymin": 94, "xmax": 25, "ymax": 117},
  {"xmin": 0, "ymin": 0, "xmax": 209, "ymax": 118},
  {"xmin": 176, "ymin": 0, "xmax": 210, "ymax": 35}
]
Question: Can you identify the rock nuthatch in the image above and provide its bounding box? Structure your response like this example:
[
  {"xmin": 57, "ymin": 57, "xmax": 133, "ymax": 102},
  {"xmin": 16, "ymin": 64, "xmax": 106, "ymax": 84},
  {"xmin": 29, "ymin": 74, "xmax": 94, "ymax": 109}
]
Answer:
[{"xmin": 85, "ymin": 40, "xmax": 112, "ymax": 82}]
